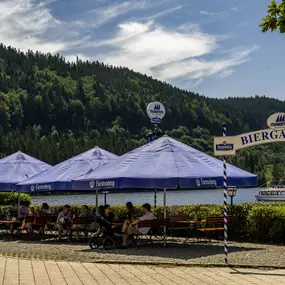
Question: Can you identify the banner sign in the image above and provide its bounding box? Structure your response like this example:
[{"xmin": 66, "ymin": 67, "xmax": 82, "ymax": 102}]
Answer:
[
  {"xmin": 214, "ymin": 113, "xmax": 285, "ymax": 156},
  {"xmin": 215, "ymin": 128, "xmax": 285, "ymax": 156},
  {"xmin": 236, "ymin": 128, "xmax": 285, "ymax": 149}
]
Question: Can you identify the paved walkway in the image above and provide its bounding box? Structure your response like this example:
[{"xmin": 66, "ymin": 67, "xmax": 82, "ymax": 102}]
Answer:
[{"xmin": 1, "ymin": 257, "xmax": 285, "ymax": 285}]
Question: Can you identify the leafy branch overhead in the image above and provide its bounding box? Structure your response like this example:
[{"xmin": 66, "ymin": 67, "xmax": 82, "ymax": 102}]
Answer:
[{"xmin": 260, "ymin": 0, "xmax": 285, "ymax": 33}]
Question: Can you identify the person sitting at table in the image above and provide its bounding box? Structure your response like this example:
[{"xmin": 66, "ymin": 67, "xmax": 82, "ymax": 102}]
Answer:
[
  {"xmin": 20, "ymin": 206, "xmax": 39, "ymax": 232},
  {"xmin": 40, "ymin": 203, "xmax": 51, "ymax": 216},
  {"xmin": 121, "ymin": 203, "xmax": 155, "ymax": 248},
  {"xmin": 18, "ymin": 201, "xmax": 29, "ymax": 220},
  {"xmin": 125, "ymin": 202, "xmax": 140, "ymax": 220},
  {"xmin": 56, "ymin": 205, "xmax": 71, "ymax": 237},
  {"xmin": 72, "ymin": 205, "xmax": 92, "ymax": 230},
  {"xmin": 104, "ymin": 205, "xmax": 119, "ymax": 222},
  {"xmin": 79, "ymin": 205, "xmax": 91, "ymax": 218}
]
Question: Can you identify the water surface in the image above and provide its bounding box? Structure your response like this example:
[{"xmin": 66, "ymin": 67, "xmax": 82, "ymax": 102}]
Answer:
[{"xmin": 31, "ymin": 188, "xmax": 260, "ymax": 206}]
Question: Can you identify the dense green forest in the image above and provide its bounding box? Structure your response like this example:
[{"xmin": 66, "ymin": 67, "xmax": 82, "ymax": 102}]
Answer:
[{"xmin": 0, "ymin": 44, "xmax": 285, "ymax": 185}]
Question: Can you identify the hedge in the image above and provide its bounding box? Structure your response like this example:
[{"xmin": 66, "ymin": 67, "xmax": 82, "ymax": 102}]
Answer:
[
  {"xmin": 0, "ymin": 192, "xmax": 31, "ymax": 206},
  {"xmin": 0, "ymin": 202, "xmax": 285, "ymax": 244}
]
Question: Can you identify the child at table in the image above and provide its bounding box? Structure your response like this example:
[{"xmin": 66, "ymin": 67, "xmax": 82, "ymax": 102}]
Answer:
[{"xmin": 20, "ymin": 207, "xmax": 39, "ymax": 233}]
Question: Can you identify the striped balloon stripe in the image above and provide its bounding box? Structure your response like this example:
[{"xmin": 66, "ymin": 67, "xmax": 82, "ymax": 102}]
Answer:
[{"xmin": 223, "ymin": 123, "xmax": 228, "ymax": 264}]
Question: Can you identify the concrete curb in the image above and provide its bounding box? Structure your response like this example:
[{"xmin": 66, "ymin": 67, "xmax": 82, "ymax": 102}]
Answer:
[{"xmin": 89, "ymin": 259, "xmax": 285, "ymax": 270}]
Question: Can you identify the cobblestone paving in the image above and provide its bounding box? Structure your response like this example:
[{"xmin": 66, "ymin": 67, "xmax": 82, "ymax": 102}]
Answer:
[
  {"xmin": 1, "ymin": 257, "xmax": 285, "ymax": 285},
  {"xmin": 1, "ymin": 240, "xmax": 285, "ymax": 267}
]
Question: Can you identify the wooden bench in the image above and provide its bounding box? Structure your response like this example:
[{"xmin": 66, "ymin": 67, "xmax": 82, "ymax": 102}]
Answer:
[
  {"xmin": 197, "ymin": 216, "xmax": 233, "ymax": 242},
  {"xmin": 70, "ymin": 217, "xmax": 100, "ymax": 240},
  {"xmin": 132, "ymin": 218, "xmax": 170, "ymax": 247},
  {"xmin": 32, "ymin": 215, "xmax": 57, "ymax": 236},
  {"xmin": 168, "ymin": 215, "xmax": 189, "ymax": 229},
  {"xmin": 167, "ymin": 215, "xmax": 202, "ymax": 242},
  {"xmin": 17, "ymin": 215, "xmax": 35, "ymax": 236}
]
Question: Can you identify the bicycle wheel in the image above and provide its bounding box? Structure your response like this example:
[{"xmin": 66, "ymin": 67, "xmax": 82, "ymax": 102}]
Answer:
[
  {"xmin": 103, "ymin": 236, "xmax": 115, "ymax": 250},
  {"xmin": 89, "ymin": 236, "xmax": 101, "ymax": 249}
]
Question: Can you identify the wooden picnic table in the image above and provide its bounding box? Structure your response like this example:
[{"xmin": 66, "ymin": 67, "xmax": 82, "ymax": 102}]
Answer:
[
  {"xmin": 171, "ymin": 220, "xmax": 206, "ymax": 243},
  {"xmin": 175, "ymin": 220, "xmax": 206, "ymax": 225},
  {"xmin": 0, "ymin": 220, "xmax": 21, "ymax": 234}
]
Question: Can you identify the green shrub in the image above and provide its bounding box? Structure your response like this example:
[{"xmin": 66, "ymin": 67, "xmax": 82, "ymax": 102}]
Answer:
[
  {"xmin": 246, "ymin": 204, "xmax": 285, "ymax": 243},
  {"xmin": 0, "ymin": 192, "xmax": 31, "ymax": 206},
  {"xmin": 1, "ymin": 200, "xmax": 285, "ymax": 244}
]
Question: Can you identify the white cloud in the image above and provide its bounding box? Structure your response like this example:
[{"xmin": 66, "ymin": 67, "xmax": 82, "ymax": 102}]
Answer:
[
  {"xmin": 89, "ymin": 1, "xmax": 147, "ymax": 28},
  {"xmin": 217, "ymin": 69, "xmax": 234, "ymax": 78},
  {"xmin": 0, "ymin": 0, "xmax": 74, "ymax": 53},
  {"xmin": 64, "ymin": 54, "xmax": 90, "ymax": 63},
  {"xmin": 192, "ymin": 78, "xmax": 203, "ymax": 87},
  {"xmin": 0, "ymin": 0, "xmax": 147, "ymax": 54},
  {"xmin": 140, "ymin": 5, "xmax": 186, "ymax": 21},
  {"xmin": 230, "ymin": 7, "xmax": 240, "ymax": 12},
  {"xmin": 200, "ymin": 10, "xmax": 214, "ymax": 16},
  {"xmin": 95, "ymin": 21, "xmax": 257, "ymax": 82},
  {"xmin": 0, "ymin": 0, "xmax": 257, "ymax": 88}
]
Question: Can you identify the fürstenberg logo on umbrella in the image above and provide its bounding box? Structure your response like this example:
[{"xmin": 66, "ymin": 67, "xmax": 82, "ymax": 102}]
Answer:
[
  {"xmin": 196, "ymin": 178, "xmax": 217, "ymax": 187},
  {"xmin": 89, "ymin": 180, "xmax": 115, "ymax": 188},
  {"xmin": 267, "ymin": 113, "xmax": 285, "ymax": 129},
  {"xmin": 30, "ymin": 184, "xmax": 51, "ymax": 191}
]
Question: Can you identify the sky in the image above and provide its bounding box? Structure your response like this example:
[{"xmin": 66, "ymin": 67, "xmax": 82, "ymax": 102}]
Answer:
[{"xmin": 0, "ymin": 0, "xmax": 284, "ymax": 100}]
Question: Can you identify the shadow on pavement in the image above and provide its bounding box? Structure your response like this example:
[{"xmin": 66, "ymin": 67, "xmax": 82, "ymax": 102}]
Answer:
[
  {"xmin": 230, "ymin": 268, "xmax": 285, "ymax": 277},
  {"xmin": 78, "ymin": 242, "xmax": 262, "ymax": 261}
]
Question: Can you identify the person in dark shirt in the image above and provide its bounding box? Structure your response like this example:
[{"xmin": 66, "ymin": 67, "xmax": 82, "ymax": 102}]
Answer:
[
  {"xmin": 104, "ymin": 205, "xmax": 119, "ymax": 222},
  {"xmin": 79, "ymin": 205, "xmax": 91, "ymax": 218},
  {"xmin": 125, "ymin": 202, "xmax": 140, "ymax": 220},
  {"xmin": 40, "ymin": 203, "xmax": 51, "ymax": 216}
]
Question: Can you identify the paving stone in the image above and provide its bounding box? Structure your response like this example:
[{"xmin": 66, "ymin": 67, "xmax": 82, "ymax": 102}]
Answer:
[
  {"xmin": 31, "ymin": 260, "xmax": 51, "ymax": 285},
  {"xmin": 0, "ymin": 257, "xmax": 285, "ymax": 285}
]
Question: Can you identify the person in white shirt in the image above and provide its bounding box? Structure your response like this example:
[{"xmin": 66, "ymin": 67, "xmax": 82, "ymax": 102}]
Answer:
[{"xmin": 122, "ymin": 203, "xmax": 155, "ymax": 248}]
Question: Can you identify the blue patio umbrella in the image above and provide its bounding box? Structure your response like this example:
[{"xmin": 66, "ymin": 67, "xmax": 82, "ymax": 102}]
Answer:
[
  {"xmin": 73, "ymin": 136, "xmax": 258, "ymax": 248},
  {"xmin": 72, "ymin": 136, "xmax": 258, "ymax": 190},
  {"xmin": 0, "ymin": 151, "xmax": 51, "ymax": 192},
  {"xmin": 17, "ymin": 147, "xmax": 118, "ymax": 193}
]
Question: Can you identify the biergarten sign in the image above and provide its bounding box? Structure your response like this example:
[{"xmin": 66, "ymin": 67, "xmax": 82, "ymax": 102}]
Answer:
[{"xmin": 214, "ymin": 113, "xmax": 285, "ymax": 156}]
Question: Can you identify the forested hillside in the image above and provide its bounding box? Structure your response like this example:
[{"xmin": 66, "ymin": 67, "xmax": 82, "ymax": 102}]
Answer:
[{"xmin": 0, "ymin": 44, "xmax": 285, "ymax": 184}]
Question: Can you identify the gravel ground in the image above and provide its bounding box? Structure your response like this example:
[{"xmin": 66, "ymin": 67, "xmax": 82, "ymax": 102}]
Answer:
[{"xmin": 0, "ymin": 238, "xmax": 284, "ymax": 267}]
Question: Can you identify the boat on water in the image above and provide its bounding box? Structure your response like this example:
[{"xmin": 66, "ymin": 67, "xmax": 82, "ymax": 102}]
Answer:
[{"xmin": 255, "ymin": 185, "xmax": 285, "ymax": 202}]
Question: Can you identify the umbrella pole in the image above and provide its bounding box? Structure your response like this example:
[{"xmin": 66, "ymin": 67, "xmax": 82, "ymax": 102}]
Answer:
[
  {"xmin": 95, "ymin": 190, "xmax": 99, "ymax": 214},
  {"xmin": 17, "ymin": 193, "xmax": 20, "ymax": 218},
  {"xmin": 163, "ymin": 188, "xmax": 166, "ymax": 247},
  {"xmin": 154, "ymin": 189, "xmax": 157, "ymax": 208}
]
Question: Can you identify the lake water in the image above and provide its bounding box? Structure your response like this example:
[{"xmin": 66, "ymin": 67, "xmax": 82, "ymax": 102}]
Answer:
[{"xmin": 31, "ymin": 188, "xmax": 260, "ymax": 206}]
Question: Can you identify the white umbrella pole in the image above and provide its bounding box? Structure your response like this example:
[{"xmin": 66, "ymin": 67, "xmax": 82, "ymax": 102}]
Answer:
[
  {"xmin": 163, "ymin": 188, "xmax": 167, "ymax": 247},
  {"xmin": 95, "ymin": 190, "xmax": 99, "ymax": 214}
]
